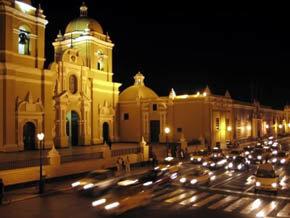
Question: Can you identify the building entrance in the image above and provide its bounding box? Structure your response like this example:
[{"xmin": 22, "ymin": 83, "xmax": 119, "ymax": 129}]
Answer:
[
  {"xmin": 66, "ymin": 111, "xmax": 79, "ymax": 146},
  {"xmin": 150, "ymin": 120, "xmax": 160, "ymax": 143},
  {"xmin": 23, "ymin": 122, "xmax": 36, "ymax": 150}
]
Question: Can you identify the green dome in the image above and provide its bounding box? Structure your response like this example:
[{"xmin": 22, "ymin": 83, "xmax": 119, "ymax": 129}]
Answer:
[{"xmin": 65, "ymin": 16, "xmax": 103, "ymax": 34}]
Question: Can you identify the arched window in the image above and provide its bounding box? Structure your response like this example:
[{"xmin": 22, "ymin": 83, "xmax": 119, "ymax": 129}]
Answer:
[
  {"xmin": 69, "ymin": 75, "xmax": 77, "ymax": 94},
  {"xmin": 18, "ymin": 26, "xmax": 30, "ymax": 55},
  {"xmin": 96, "ymin": 50, "xmax": 104, "ymax": 71}
]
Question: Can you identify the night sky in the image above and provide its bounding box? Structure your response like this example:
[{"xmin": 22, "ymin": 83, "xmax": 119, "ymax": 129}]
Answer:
[{"xmin": 32, "ymin": 1, "xmax": 290, "ymax": 109}]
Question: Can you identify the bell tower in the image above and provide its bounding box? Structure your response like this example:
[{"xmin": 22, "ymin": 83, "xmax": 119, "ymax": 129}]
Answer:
[
  {"xmin": 0, "ymin": 0, "xmax": 48, "ymax": 68},
  {"xmin": 0, "ymin": 0, "xmax": 49, "ymax": 152}
]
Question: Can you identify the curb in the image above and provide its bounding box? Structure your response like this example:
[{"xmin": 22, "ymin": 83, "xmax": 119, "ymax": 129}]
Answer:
[{"xmin": 2, "ymin": 186, "xmax": 74, "ymax": 205}]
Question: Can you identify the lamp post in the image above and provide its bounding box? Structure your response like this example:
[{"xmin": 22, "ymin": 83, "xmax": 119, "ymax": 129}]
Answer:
[
  {"xmin": 164, "ymin": 127, "xmax": 170, "ymax": 156},
  {"xmin": 37, "ymin": 132, "xmax": 45, "ymax": 194}
]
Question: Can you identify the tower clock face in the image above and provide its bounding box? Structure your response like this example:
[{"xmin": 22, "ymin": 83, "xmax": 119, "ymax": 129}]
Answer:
[{"xmin": 69, "ymin": 75, "xmax": 77, "ymax": 94}]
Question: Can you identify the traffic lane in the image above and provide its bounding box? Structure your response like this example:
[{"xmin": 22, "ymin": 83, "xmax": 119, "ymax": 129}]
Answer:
[
  {"xmin": 0, "ymin": 190, "xmax": 97, "ymax": 218},
  {"xmin": 0, "ymin": 189, "xmax": 248, "ymax": 218}
]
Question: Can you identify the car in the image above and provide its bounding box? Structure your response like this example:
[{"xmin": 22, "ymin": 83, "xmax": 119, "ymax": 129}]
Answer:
[
  {"xmin": 156, "ymin": 157, "xmax": 183, "ymax": 174},
  {"xmin": 202, "ymin": 156, "xmax": 227, "ymax": 170},
  {"xmin": 225, "ymin": 150, "xmax": 243, "ymax": 160},
  {"xmin": 71, "ymin": 169, "xmax": 117, "ymax": 196},
  {"xmin": 211, "ymin": 147, "xmax": 225, "ymax": 158},
  {"xmin": 178, "ymin": 167, "xmax": 213, "ymax": 186},
  {"xmin": 243, "ymin": 146, "xmax": 254, "ymax": 156},
  {"xmin": 121, "ymin": 168, "xmax": 173, "ymax": 189},
  {"xmin": 247, "ymin": 149, "xmax": 268, "ymax": 164},
  {"xmin": 190, "ymin": 150, "xmax": 211, "ymax": 164},
  {"xmin": 271, "ymin": 151, "xmax": 290, "ymax": 165},
  {"xmin": 225, "ymin": 156, "xmax": 250, "ymax": 171},
  {"xmin": 254, "ymin": 163, "xmax": 279, "ymax": 194},
  {"xmin": 91, "ymin": 179, "xmax": 153, "ymax": 215}
]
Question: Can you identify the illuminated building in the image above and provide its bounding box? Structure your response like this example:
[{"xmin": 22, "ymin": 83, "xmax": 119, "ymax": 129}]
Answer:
[{"xmin": 1, "ymin": 1, "xmax": 290, "ymax": 153}]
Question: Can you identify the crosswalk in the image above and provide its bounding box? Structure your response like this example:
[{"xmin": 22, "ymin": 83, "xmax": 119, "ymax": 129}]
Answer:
[{"xmin": 151, "ymin": 187, "xmax": 290, "ymax": 217}]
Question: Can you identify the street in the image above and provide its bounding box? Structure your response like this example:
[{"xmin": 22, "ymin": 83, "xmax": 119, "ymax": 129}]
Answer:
[{"xmin": 1, "ymin": 161, "xmax": 290, "ymax": 218}]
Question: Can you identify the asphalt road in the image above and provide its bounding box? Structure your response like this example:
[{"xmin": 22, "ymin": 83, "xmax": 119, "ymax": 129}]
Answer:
[{"xmin": 1, "ymin": 161, "xmax": 290, "ymax": 218}]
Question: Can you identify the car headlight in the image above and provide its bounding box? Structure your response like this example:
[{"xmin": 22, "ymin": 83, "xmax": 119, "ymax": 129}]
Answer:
[
  {"xmin": 226, "ymin": 155, "xmax": 229, "ymax": 159},
  {"xmin": 190, "ymin": 179, "xmax": 197, "ymax": 185},
  {"xmin": 229, "ymin": 163, "xmax": 233, "ymax": 168},
  {"xmin": 210, "ymin": 163, "xmax": 216, "ymax": 167},
  {"xmin": 245, "ymin": 151, "xmax": 249, "ymax": 155},
  {"xmin": 72, "ymin": 182, "xmax": 80, "ymax": 187},
  {"xmin": 83, "ymin": 183, "xmax": 94, "ymax": 190},
  {"xmin": 272, "ymin": 183, "xmax": 278, "ymax": 188},
  {"xmin": 105, "ymin": 202, "xmax": 120, "ymax": 210},
  {"xmin": 92, "ymin": 198, "xmax": 106, "ymax": 207},
  {"xmin": 233, "ymin": 156, "xmax": 236, "ymax": 160},
  {"xmin": 179, "ymin": 178, "xmax": 187, "ymax": 183},
  {"xmin": 256, "ymin": 181, "xmax": 261, "ymax": 187},
  {"xmin": 281, "ymin": 159, "xmax": 286, "ymax": 164},
  {"xmin": 197, "ymin": 158, "xmax": 202, "ymax": 162},
  {"xmin": 190, "ymin": 157, "xmax": 194, "ymax": 161},
  {"xmin": 203, "ymin": 162, "xmax": 208, "ymax": 166},
  {"xmin": 257, "ymin": 155, "xmax": 262, "ymax": 160},
  {"xmin": 143, "ymin": 181, "xmax": 153, "ymax": 186},
  {"xmin": 272, "ymin": 158, "xmax": 277, "ymax": 163},
  {"xmin": 237, "ymin": 164, "xmax": 243, "ymax": 170},
  {"xmin": 171, "ymin": 173, "xmax": 177, "ymax": 180},
  {"xmin": 272, "ymin": 150, "xmax": 278, "ymax": 155},
  {"xmin": 248, "ymin": 155, "xmax": 252, "ymax": 159}
]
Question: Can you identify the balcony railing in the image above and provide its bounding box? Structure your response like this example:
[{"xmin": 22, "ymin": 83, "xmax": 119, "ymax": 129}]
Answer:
[
  {"xmin": 60, "ymin": 152, "xmax": 103, "ymax": 164},
  {"xmin": 0, "ymin": 158, "xmax": 49, "ymax": 171},
  {"xmin": 111, "ymin": 147, "xmax": 143, "ymax": 157}
]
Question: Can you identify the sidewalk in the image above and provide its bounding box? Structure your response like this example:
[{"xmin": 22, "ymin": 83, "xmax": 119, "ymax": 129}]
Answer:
[{"xmin": 1, "ymin": 164, "xmax": 153, "ymax": 206}]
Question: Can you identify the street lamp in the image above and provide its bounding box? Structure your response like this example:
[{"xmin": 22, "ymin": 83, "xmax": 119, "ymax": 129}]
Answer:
[
  {"xmin": 37, "ymin": 132, "xmax": 45, "ymax": 194},
  {"xmin": 164, "ymin": 127, "xmax": 170, "ymax": 156}
]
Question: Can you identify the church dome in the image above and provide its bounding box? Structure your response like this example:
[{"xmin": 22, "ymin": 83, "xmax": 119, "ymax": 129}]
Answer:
[
  {"xmin": 65, "ymin": 3, "xmax": 103, "ymax": 34},
  {"xmin": 119, "ymin": 72, "xmax": 159, "ymax": 101},
  {"xmin": 65, "ymin": 17, "xmax": 103, "ymax": 34}
]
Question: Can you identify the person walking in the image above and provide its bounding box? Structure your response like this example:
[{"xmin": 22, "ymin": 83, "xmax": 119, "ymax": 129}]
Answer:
[{"xmin": 125, "ymin": 156, "xmax": 131, "ymax": 172}]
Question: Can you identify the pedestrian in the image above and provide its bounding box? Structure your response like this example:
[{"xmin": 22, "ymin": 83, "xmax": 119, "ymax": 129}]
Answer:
[
  {"xmin": 116, "ymin": 157, "xmax": 122, "ymax": 175},
  {"xmin": 180, "ymin": 149, "xmax": 184, "ymax": 159},
  {"xmin": 125, "ymin": 156, "xmax": 131, "ymax": 172},
  {"xmin": 0, "ymin": 178, "xmax": 4, "ymax": 205}
]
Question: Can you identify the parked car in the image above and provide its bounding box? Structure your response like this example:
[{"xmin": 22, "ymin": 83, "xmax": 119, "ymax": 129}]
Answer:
[
  {"xmin": 254, "ymin": 163, "xmax": 279, "ymax": 194},
  {"xmin": 92, "ymin": 179, "xmax": 153, "ymax": 215},
  {"xmin": 71, "ymin": 169, "xmax": 117, "ymax": 196}
]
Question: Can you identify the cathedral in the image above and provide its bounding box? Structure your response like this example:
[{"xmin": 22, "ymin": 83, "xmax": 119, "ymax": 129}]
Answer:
[{"xmin": 1, "ymin": 0, "xmax": 290, "ymax": 153}]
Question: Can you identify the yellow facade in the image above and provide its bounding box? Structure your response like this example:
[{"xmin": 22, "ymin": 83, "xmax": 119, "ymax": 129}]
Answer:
[
  {"xmin": 1, "ymin": 1, "xmax": 290, "ymax": 153},
  {"xmin": 0, "ymin": 1, "xmax": 120, "ymax": 152},
  {"xmin": 119, "ymin": 74, "xmax": 290, "ymax": 149}
]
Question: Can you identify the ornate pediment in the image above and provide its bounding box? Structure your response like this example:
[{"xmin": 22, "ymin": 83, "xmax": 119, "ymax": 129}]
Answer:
[
  {"xmin": 100, "ymin": 101, "xmax": 114, "ymax": 115},
  {"xmin": 61, "ymin": 48, "xmax": 84, "ymax": 66},
  {"xmin": 17, "ymin": 92, "xmax": 43, "ymax": 113}
]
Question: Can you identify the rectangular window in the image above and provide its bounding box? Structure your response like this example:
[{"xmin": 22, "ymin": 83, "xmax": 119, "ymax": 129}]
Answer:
[
  {"xmin": 216, "ymin": 118, "xmax": 220, "ymax": 130},
  {"xmin": 177, "ymin": 128, "xmax": 182, "ymax": 133},
  {"xmin": 153, "ymin": 104, "xmax": 157, "ymax": 111},
  {"xmin": 124, "ymin": 113, "xmax": 129, "ymax": 120}
]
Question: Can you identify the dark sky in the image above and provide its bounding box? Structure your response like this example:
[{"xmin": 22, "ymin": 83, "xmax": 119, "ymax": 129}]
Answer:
[{"xmin": 32, "ymin": 1, "xmax": 290, "ymax": 109}]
